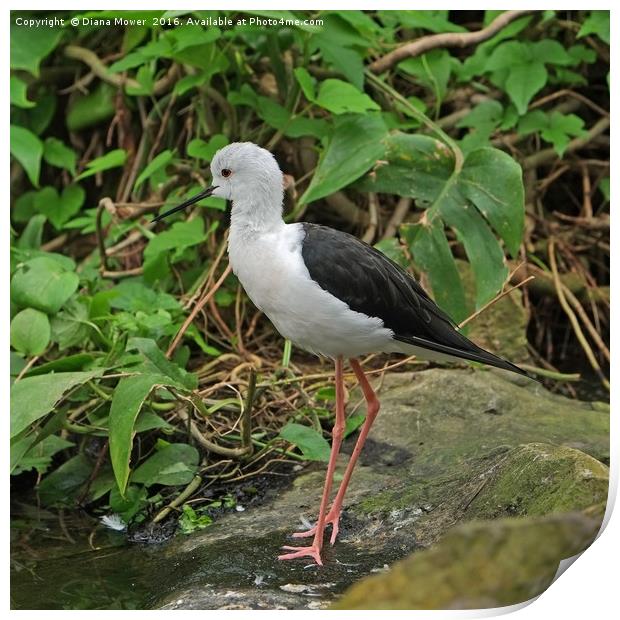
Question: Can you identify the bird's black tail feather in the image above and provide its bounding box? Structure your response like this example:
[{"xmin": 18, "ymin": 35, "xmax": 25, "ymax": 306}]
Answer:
[{"xmin": 395, "ymin": 333, "xmax": 530, "ymax": 378}]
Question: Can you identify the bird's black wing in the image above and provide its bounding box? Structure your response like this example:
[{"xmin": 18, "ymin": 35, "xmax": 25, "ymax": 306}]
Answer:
[{"xmin": 300, "ymin": 223, "xmax": 526, "ymax": 376}]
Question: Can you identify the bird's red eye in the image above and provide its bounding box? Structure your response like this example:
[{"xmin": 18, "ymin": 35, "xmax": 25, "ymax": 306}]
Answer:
[{"xmin": 221, "ymin": 168, "xmax": 231, "ymax": 178}]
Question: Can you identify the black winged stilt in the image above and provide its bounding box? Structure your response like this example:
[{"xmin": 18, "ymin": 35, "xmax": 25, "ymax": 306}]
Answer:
[{"xmin": 154, "ymin": 142, "xmax": 527, "ymax": 565}]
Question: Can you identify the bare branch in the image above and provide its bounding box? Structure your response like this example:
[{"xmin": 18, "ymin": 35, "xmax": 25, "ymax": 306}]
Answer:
[{"xmin": 369, "ymin": 10, "xmax": 535, "ymax": 74}]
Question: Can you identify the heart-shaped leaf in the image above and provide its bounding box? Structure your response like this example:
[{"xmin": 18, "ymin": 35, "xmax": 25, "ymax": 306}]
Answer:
[
  {"xmin": 10, "ymin": 308, "xmax": 50, "ymax": 356},
  {"xmin": 279, "ymin": 423, "xmax": 331, "ymax": 462}
]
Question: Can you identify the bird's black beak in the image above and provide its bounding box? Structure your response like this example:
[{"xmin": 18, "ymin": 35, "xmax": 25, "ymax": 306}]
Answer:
[{"xmin": 152, "ymin": 186, "xmax": 219, "ymax": 223}]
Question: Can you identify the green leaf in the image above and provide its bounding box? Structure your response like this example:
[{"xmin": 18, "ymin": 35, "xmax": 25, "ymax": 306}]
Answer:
[
  {"xmin": 179, "ymin": 504, "xmax": 213, "ymax": 534},
  {"xmin": 11, "ymin": 435, "xmax": 73, "ymax": 476},
  {"xmin": 531, "ymin": 40, "xmax": 574, "ymax": 66},
  {"xmin": 228, "ymin": 84, "xmax": 258, "ymax": 108},
  {"xmin": 16, "ymin": 214, "xmax": 46, "ymax": 249},
  {"xmin": 50, "ymin": 298, "xmax": 92, "ymax": 350},
  {"xmin": 11, "ymin": 256, "xmax": 79, "ymax": 314},
  {"xmin": 123, "ymin": 24, "xmax": 149, "ymax": 53},
  {"xmin": 503, "ymin": 61, "xmax": 547, "ymax": 115},
  {"xmin": 168, "ymin": 24, "xmax": 221, "ymax": 52},
  {"xmin": 516, "ymin": 110, "xmax": 547, "ymax": 135},
  {"xmin": 438, "ymin": 193, "xmax": 508, "ymax": 307},
  {"xmin": 357, "ymin": 133, "xmax": 522, "ymax": 310},
  {"xmin": 578, "ymin": 11, "xmax": 609, "ymax": 45},
  {"xmin": 109, "ymin": 279, "xmax": 181, "ymax": 313},
  {"xmin": 134, "ymin": 411, "xmax": 175, "ymax": 433},
  {"xmin": 598, "ymin": 178, "xmax": 610, "ymax": 202},
  {"xmin": 518, "ymin": 111, "xmax": 587, "ymax": 156},
  {"xmin": 131, "ymin": 443, "xmax": 199, "ymax": 486},
  {"xmin": 23, "ymin": 353, "xmax": 96, "ymax": 377},
  {"xmin": 279, "ymin": 422, "xmax": 331, "ymax": 462},
  {"xmin": 400, "ymin": 50, "xmax": 452, "ymax": 103},
  {"xmin": 356, "ymin": 133, "xmax": 455, "ymax": 203},
  {"xmin": 314, "ymin": 79, "xmax": 380, "ymax": 115},
  {"xmin": 10, "ymin": 308, "xmax": 50, "ymax": 356},
  {"xmin": 10, "ymin": 370, "xmax": 103, "ymax": 438},
  {"xmin": 75, "ymin": 149, "xmax": 127, "ymax": 181},
  {"xmin": 567, "ymin": 44, "xmax": 596, "ymax": 64},
  {"xmin": 252, "ymin": 97, "xmax": 329, "ymax": 139},
  {"xmin": 66, "ymin": 83, "xmax": 116, "ymax": 132},
  {"xmin": 127, "ymin": 337, "xmax": 198, "ymax": 389},
  {"xmin": 540, "ymin": 112, "xmax": 587, "ymax": 156},
  {"xmin": 28, "ymin": 92, "xmax": 57, "ymax": 135},
  {"xmin": 38, "ymin": 454, "xmax": 93, "ymax": 506},
  {"xmin": 402, "ymin": 220, "xmax": 468, "ymax": 323},
  {"xmin": 171, "ymin": 40, "xmax": 228, "ymax": 77},
  {"xmin": 174, "ymin": 71, "xmax": 208, "ymax": 96},
  {"xmin": 125, "ymin": 64, "xmax": 155, "ymax": 96},
  {"xmin": 10, "ymin": 76, "xmax": 35, "ymax": 108},
  {"xmin": 457, "ymin": 101, "xmax": 504, "ymax": 154},
  {"xmin": 135, "ymin": 150, "xmax": 174, "ymax": 188},
  {"xmin": 33, "ymin": 185, "xmax": 85, "ymax": 230},
  {"xmin": 457, "ymin": 100, "xmax": 504, "ymax": 131},
  {"xmin": 10, "ymin": 23, "xmax": 63, "ymax": 76},
  {"xmin": 144, "ymin": 218, "xmax": 205, "ymax": 265},
  {"xmin": 109, "ymin": 484, "xmax": 147, "ymax": 522},
  {"xmin": 397, "ymin": 10, "xmax": 466, "ymax": 33},
  {"xmin": 186, "ymin": 134, "xmax": 229, "ymax": 161},
  {"xmin": 12, "ymin": 190, "xmax": 37, "ymax": 223},
  {"xmin": 10, "ymin": 124, "xmax": 43, "ymax": 187},
  {"xmin": 553, "ymin": 68, "xmax": 587, "ymax": 87},
  {"xmin": 294, "ymin": 67, "xmax": 317, "ymax": 101},
  {"xmin": 344, "ymin": 414, "xmax": 366, "ymax": 438},
  {"xmin": 300, "ymin": 114, "xmax": 388, "ymax": 205},
  {"xmin": 459, "ymin": 148, "xmax": 524, "ymax": 256},
  {"xmin": 43, "ymin": 138, "xmax": 77, "ymax": 175},
  {"xmin": 109, "ymin": 374, "xmax": 180, "ymax": 494},
  {"xmin": 315, "ymin": 36, "xmax": 364, "ymax": 90}
]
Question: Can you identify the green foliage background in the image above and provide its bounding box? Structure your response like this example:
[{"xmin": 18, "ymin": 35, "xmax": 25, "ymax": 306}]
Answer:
[{"xmin": 10, "ymin": 10, "xmax": 610, "ymax": 526}]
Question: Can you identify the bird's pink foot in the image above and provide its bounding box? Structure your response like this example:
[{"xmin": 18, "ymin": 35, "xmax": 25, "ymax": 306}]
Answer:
[
  {"xmin": 278, "ymin": 544, "xmax": 323, "ymax": 565},
  {"xmin": 292, "ymin": 509, "xmax": 341, "ymax": 545}
]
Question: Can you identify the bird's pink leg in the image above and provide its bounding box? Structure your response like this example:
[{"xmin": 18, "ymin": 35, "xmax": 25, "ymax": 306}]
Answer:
[
  {"xmin": 292, "ymin": 357, "xmax": 380, "ymax": 544},
  {"xmin": 278, "ymin": 356, "xmax": 346, "ymax": 565}
]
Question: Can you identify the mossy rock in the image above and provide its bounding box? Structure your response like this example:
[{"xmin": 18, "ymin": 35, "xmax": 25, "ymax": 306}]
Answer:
[
  {"xmin": 467, "ymin": 443, "xmax": 609, "ymax": 519},
  {"xmin": 334, "ymin": 439, "xmax": 608, "ymax": 609},
  {"xmin": 332, "ymin": 507, "xmax": 604, "ymax": 610},
  {"xmin": 363, "ymin": 368, "xmax": 609, "ymax": 481}
]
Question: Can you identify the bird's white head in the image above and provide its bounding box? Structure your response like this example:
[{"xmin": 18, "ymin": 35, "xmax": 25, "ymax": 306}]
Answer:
[
  {"xmin": 210, "ymin": 142, "xmax": 282, "ymax": 204},
  {"xmin": 153, "ymin": 142, "xmax": 284, "ymax": 230}
]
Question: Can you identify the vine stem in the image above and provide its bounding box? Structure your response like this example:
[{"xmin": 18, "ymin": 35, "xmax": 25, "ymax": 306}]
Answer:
[
  {"xmin": 458, "ymin": 275, "xmax": 535, "ymax": 329},
  {"xmin": 166, "ymin": 264, "xmax": 232, "ymax": 358},
  {"xmin": 151, "ymin": 475, "xmax": 203, "ymax": 524}
]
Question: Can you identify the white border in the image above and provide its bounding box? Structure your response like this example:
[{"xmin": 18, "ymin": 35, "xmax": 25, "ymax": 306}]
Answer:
[{"xmin": 5, "ymin": 3, "xmax": 616, "ymax": 618}]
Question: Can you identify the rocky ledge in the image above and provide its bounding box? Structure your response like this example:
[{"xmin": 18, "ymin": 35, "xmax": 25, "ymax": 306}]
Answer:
[{"xmin": 151, "ymin": 368, "xmax": 608, "ymax": 610}]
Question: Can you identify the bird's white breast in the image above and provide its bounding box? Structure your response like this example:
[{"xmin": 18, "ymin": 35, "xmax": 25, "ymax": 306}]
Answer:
[{"xmin": 228, "ymin": 222, "xmax": 396, "ymax": 359}]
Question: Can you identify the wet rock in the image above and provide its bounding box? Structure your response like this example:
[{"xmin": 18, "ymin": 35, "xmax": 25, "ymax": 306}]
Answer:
[{"xmin": 150, "ymin": 369, "xmax": 608, "ymax": 609}]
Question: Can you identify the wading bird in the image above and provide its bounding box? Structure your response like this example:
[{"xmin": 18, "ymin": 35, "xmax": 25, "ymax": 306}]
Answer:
[{"xmin": 154, "ymin": 142, "xmax": 527, "ymax": 566}]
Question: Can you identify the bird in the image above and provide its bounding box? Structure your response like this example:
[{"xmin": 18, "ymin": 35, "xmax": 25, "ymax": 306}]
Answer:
[{"xmin": 153, "ymin": 142, "xmax": 528, "ymax": 566}]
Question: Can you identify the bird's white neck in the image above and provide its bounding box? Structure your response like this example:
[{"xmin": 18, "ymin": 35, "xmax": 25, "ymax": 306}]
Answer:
[{"xmin": 229, "ymin": 192, "xmax": 284, "ymax": 239}]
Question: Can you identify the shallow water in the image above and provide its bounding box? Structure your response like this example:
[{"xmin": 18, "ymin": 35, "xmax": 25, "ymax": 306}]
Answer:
[{"xmin": 10, "ymin": 501, "xmax": 406, "ymax": 610}]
